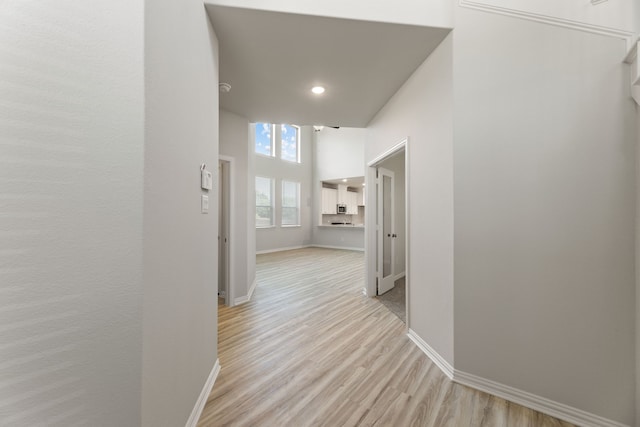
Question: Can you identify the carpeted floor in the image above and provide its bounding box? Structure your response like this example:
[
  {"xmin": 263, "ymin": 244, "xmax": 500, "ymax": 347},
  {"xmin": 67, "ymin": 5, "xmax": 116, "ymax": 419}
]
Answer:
[{"xmin": 376, "ymin": 277, "xmax": 405, "ymax": 323}]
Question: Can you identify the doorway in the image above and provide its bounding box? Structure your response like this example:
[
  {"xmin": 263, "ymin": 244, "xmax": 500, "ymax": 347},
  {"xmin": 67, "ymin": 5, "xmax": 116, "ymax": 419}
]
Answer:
[
  {"xmin": 366, "ymin": 139, "xmax": 408, "ymax": 325},
  {"xmin": 218, "ymin": 158, "xmax": 232, "ymax": 305}
]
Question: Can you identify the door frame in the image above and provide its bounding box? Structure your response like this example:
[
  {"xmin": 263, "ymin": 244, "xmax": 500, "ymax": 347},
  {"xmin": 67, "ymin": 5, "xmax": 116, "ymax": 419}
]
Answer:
[
  {"xmin": 219, "ymin": 155, "xmax": 235, "ymax": 306},
  {"xmin": 365, "ymin": 138, "xmax": 409, "ymax": 328}
]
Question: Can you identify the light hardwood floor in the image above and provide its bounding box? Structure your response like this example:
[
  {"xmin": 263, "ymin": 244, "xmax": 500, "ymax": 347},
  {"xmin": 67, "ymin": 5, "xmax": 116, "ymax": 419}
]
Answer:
[{"xmin": 197, "ymin": 247, "xmax": 574, "ymax": 427}]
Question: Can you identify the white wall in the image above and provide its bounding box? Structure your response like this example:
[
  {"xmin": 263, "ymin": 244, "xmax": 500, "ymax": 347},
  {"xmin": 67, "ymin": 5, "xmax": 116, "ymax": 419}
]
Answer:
[
  {"xmin": 312, "ymin": 228, "xmax": 365, "ymax": 251},
  {"xmin": 255, "ymin": 126, "xmax": 313, "ymax": 252},
  {"xmin": 367, "ymin": 33, "xmax": 454, "ymax": 364},
  {"xmin": 379, "ymin": 152, "xmax": 406, "ymax": 277},
  {"xmin": 0, "ymin": 2, "xmax": 144, "ymax": 425},
  {"xmin": 143, "ymin": 2, "xmax": 219, "ymax": 426},
  {"xmin": 220, "ymin": 110, "xmax": 256, "ymax": 302},
  {"xmin": 314, "ymin": 127, "xmax": 366, "ymax": 181},
  {"xmin": 204, "ymin": 0, "xmax": 452, "ymax": 29},
  {"xmin": 453, "ymin": 7, "xmax": 636, "ymax": 425}
]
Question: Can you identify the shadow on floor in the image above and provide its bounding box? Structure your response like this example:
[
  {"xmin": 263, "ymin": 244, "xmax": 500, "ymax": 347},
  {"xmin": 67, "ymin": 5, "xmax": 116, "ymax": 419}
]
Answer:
[{"xmin": 375, "ymin": 277, "xmax": 405, "ymax": 323}]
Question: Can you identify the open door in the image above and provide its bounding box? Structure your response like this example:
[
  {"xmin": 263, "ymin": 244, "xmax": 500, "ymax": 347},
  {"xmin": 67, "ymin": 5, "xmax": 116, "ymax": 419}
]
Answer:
[{"xmin": 377, "ymin": 167, "xmax": 395, "ymax": 295}]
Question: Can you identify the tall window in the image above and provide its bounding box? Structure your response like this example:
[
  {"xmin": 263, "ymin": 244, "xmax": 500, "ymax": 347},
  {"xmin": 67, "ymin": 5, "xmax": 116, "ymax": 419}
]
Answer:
[
  {"xmin": 281, "ymin": 180, "xmax": 300, "ymax": 226},
  {"xmin": 255, "ymin": 176, "xmax": 274, "ymax": 227},
  {"xmin": 280, "ymin": 124, "xmax": 299, "ymax": 163},
  {"xmin": 255, "ymin": 123, "xmax": 274, "ymax": 157}
]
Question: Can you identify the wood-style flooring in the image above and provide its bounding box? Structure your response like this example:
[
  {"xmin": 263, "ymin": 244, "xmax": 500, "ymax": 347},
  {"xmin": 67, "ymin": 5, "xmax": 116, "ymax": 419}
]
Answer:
[{"xmin": 197, "ymin": 247, "xmax": 574, "ymax": 427}]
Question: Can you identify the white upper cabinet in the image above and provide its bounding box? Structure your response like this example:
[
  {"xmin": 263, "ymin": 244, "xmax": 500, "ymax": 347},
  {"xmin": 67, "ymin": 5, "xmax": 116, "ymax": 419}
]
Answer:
[
  {"xmin": 321, "ymin": 187, "xmax": 338, "ymax": 214},
  {"xmin": 346, "ymin": 191, "xmax": 358, "ymax": 214}
]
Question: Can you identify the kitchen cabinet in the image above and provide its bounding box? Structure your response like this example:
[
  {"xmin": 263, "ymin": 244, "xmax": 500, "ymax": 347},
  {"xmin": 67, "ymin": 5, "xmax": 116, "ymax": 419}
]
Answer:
[
  {"xmin": 321, "ymin": 187, "xmax": 337, "ymax": 214},
  {"xmin": 346, "ymin": 191, "xmax": 358, "ymax": 214},
  {"xmin": 357, "ymin": 190, "xmax": 365, "ymax": 206}
]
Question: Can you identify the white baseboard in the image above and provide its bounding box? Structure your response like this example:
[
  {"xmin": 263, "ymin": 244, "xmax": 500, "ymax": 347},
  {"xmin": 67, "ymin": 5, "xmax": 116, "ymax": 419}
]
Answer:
[
  {"xmin": 185, "ymin": 359, "xmax": 220, "ymax": 427},
  {"xmin": 394, "ymin": 272, "xmax": 406, "ymax": 281},
  {"xmin": 256, "ymin": 245, "xmax": 310, "ymax": 255},
  {"xmin": 310, "ymin": 244, "xmax": 365, "ymax": 252},
  {"xmin": 407, "ymin": 329, "xmax": 454, "ymax": 379},
  {"xmin": 407, "ymin": 330, "xmax": 628, "ymax": 426},
  {"xmin": 247, "ymin": 277, "xmax": 257, "ymax": 300},
  {"xmin": 234, "ymin": 278, "xmax": 257, "ymax": 305},
  {"xmin": 452, "ymin": 370, "xmax": 629, "ymax": 427}
]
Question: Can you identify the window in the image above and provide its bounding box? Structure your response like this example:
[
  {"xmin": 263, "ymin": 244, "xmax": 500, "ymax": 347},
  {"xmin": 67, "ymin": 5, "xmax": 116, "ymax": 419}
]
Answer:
[
  {"xmin": 255, "ymin": 123, "xmax": 274, "ymax": 157},
  {"xmin": 281, "ymin": 180, "xmax": 300, "ymax": 226},
  {"xmin": 280, "ymin": 124, "xmax": 299, "ymax": 163},
  {"xmin": 255, "ymin": 176, "xmax": 274, "ymax": 227}
]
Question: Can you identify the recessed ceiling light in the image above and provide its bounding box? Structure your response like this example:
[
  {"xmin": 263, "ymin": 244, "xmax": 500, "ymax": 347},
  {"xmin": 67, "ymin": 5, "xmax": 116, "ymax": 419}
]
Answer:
[
  {"xmin": 311, "ymin": 86, "xmax": 325, "ymax": 95},
  {"xmin": 342, "ymin": 179, "xmax": 347, "ymax": 182}
]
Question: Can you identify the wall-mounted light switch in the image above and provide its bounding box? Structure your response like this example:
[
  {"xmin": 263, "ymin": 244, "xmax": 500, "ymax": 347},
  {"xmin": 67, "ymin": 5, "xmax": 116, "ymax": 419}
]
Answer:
[
  {"xmin": 201, "ymin": 195, "xmax": 209, "ymax": 214},
  {"xmin": 201, "ymin": 169, "xmax": 213, "ymax": 190}
]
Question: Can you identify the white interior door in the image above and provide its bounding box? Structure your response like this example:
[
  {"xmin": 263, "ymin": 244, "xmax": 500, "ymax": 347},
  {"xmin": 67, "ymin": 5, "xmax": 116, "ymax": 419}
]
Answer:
[{"xmin": 377, "ymin": 167, "xmax": 395, "ymax": 295}]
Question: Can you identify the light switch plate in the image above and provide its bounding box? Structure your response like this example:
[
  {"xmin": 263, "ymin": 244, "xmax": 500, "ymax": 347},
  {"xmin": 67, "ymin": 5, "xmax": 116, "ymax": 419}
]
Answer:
[
  {"xmin": 201, "ymin": 195, "xmax": 209, "ymax": 214},
  {"xmin": 201, "ymin": 169, "xmax": 213, "ymax": 191}
]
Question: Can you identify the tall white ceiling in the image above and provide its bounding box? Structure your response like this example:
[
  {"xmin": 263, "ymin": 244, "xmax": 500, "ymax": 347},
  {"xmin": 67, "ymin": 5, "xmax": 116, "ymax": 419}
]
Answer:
[{"xmin": 205, "ymin": 5, "xmax": 450, "ymax": 127}]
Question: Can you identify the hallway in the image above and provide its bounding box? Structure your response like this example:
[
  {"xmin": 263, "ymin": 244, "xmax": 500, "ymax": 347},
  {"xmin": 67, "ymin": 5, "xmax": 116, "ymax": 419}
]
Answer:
[{"xmin": 197, "ymin": 248, "xmax": 574, "ymax": 426}]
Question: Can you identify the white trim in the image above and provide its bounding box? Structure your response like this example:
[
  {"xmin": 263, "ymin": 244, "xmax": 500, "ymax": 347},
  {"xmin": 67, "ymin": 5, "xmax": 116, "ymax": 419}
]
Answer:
[
  {"xmin": 404, "ymin": 139, "xmax": 410, "ymax": 330},
  {"xmin": 623, "ymin": 37, "xmax": 639, "ymax": 64},
  {"xmin": 452, "ymin": 370, "xmax": 630, "ymax": 427},
  {"xmin": 407, "ymin": 329, "xmax": 454, "ymax": 379},
  {"xmin": 310, "ymin": 244, "xmax": 365, "ymax": 252},
  {"xmin": 367, "ymin": 139, "xmax": 407, "ymax": 167},
  {"xmin": 255, "ymin": 245, "xmax": 311, "ymax": 255},
  {"xmin": 459, "ymin": 0, "xmax": 637, "ymax": 49},
  {"xmin": 247, "ymin": 277, "xmax": 257, "ymax": 301},
  {"xmin": 366, "ymin": 137, "xmax": 409, "ymax": 299},
  {"xmin": 185, "ymin": 359, "xmax": 220, "ymax": 427},
  {"xmin": 394, "ymin": 272, "xmax": 406, "ymax": 281},
  {"xmin": 234, "ymin": 278, "xmax": 257, "ymax": 305}
]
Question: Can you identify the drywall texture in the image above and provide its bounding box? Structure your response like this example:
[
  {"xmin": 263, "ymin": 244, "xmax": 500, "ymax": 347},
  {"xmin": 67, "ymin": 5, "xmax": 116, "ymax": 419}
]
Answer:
[
  {"xmin": 367, "ymin": 33, "xmax": 454, "ymax": 365},
  {"xmin": 255, "ymin": 126, "xmax": 313, "ymax": 253},
  {"xmin": 312, "ymin": 127, "xmax": 366, "ymax": 249},
  {"xmin": 453, "ymin": 8, "xmax": 636, "ymax": 425},
  {"xmin": 0, "ymin": 1, "xmax": 144, "ymax": 425},
  {"xmin": 143, "ymin": 1, "xmax": 219, "ymax": 426},
  {"xmin": 203, "ymin": 0, "xmax": 452, "ymax": 28},
  {"xmin": 220, "ymin": 110, "xmax": 255, "ymax": 303}
]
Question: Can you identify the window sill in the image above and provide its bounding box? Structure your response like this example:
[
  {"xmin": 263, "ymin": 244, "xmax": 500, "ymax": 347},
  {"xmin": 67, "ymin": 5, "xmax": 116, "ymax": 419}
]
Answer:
[{"xmin": 281, "ymin": 224, "xmax": 301, "ymax": 228}]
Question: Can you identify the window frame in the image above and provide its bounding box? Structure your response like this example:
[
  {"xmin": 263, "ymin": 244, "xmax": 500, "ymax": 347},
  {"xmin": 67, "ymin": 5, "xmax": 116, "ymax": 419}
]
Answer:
[
  {"xmin": 255, "ymin": 176, "xmax": 275, "ymax": 228},
  {"xmin": 279, "ymin": 124, "xmax": 301, "ymax": 164},
  {"xmin": 254, "ymin": 123, "xmax": 275, "ymax": 158},
  {"xmin": 281, "ymin": 180, "xmax": 300, "ymax": 227}
]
